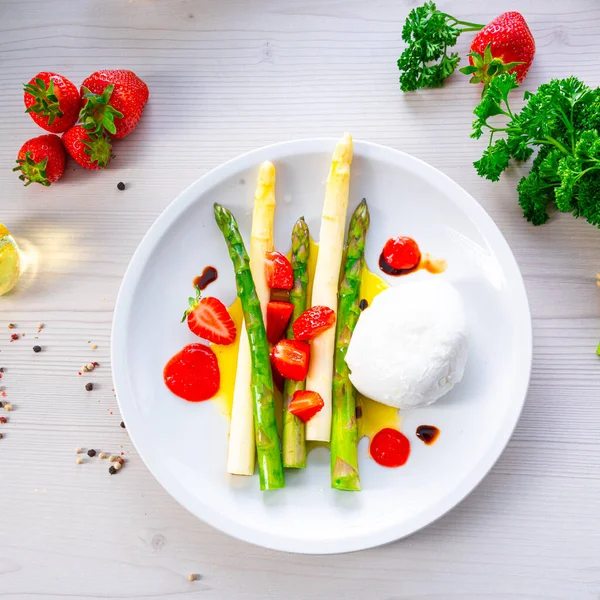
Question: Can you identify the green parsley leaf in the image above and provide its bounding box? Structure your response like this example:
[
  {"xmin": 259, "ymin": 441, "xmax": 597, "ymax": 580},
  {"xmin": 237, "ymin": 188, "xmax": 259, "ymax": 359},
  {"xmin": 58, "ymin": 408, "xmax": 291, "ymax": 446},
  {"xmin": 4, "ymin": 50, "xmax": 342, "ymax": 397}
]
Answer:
[
  {"xmin": 471, "ymin": 73, "xmax": 600, "ymax": 229},
  {"xmin": 397, "ymin": 2, "xmax": 484, "ymax": 92}
]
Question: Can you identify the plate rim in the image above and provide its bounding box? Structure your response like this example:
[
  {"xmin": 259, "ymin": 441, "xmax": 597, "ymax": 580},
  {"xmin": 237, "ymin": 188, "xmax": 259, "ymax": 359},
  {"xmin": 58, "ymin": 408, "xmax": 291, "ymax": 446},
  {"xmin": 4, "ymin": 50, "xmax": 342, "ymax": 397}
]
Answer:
[{"xmin": 112, "ymin": 138, "xmax": 532, "ymax": 554}]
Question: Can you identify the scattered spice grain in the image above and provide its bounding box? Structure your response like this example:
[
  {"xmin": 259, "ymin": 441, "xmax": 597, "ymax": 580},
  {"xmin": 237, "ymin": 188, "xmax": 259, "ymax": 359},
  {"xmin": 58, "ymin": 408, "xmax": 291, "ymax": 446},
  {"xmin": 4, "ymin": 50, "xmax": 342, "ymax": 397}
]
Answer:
[
  {"xmin": 87, "ymin": 449, "xmax": 96, "ymax": 457},
  {"xmin": 109, "ymin": 466, "xmax": 117, "ymax": 475},
  {"xmin": 99, "ymin": 452, "xmax": 107, "ymax": 459},
  {"xmin": 76, "ymin": 457, "xmax": 83, "ymax": 464},
  {"xmin": 33, "ymin": 345, "xmax": 41, "ymax": 353},
  {"xmin": 85, "ymin": 383, "xmax": 93, "ymax": 392}
]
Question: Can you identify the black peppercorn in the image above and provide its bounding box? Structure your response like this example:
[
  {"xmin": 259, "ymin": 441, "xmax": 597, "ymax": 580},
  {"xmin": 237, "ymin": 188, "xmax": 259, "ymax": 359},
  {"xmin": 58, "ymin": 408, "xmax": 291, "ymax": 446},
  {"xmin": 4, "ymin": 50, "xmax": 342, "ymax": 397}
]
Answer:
[
  {"xmin": 33, "ymin": 345, "xmax": 41, "ymax": 353},
  {"xmin": 109, "ymin": 466, "xmax": 117, "ymax": 475},
  {"xmin": 120, "ymin": 421, "xmax": 125, "ymax": 429},
  {"xmin": 359, "ymin": 299, "xmax": 368, "ymax": 311},
  {"xmin": 87, "ymin": 449, "xmax": 96, "ymax": 457},
  {"xmin": 85, "ymin": 382, "xmax": 93, "ymax": 392},
  {"xmin": 117, "ymin": 182, "xmax": 125, "ymax": 191}
]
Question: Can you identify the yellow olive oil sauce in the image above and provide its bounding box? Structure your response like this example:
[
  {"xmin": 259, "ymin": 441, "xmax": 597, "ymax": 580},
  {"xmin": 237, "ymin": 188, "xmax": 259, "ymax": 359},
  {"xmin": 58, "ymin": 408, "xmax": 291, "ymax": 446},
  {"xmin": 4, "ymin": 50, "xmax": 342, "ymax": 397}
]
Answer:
[
  {"xmin": 0, "ymin": 224, "xmax": 21, "ymax": 296},
  {"xmin": 210, "ymin": 238, "xmax": 401, "ymax": 447}
]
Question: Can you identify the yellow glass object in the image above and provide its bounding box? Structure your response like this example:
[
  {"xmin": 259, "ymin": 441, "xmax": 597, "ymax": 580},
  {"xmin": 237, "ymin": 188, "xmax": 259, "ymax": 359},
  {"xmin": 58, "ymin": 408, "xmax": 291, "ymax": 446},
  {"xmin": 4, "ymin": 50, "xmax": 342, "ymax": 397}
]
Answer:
[{"xmin": 0, "ymin": 224, "xmax": 21, "ymax": 296}]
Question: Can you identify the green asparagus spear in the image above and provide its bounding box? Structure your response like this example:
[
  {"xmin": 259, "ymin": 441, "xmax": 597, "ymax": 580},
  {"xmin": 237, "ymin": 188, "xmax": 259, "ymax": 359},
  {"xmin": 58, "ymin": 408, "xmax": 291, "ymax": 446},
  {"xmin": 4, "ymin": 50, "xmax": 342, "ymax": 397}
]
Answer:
[
  {"xmin": 282, "ymin": 217, "xmax": 310, "ymax": 468},
  {"xmin": 331, "ymin": 199, "xmax": 370, "ymax": 491},
  {"xmin": 213, "ymin": 203, "xmax": 285, "ymax": 491}
]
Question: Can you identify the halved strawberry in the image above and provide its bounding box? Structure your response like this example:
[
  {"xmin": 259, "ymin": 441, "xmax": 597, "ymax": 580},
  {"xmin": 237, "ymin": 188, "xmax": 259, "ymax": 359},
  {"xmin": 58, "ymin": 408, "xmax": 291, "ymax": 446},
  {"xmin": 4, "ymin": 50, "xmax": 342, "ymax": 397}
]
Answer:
[
  {"xmin": 266, "ymin": 301, "xmax": 294, "ymax": 345},
  {"xmin": 182, "ymin": 288, "xmax": 236, "ymax": 345},
  {"xmin": 292, "ymin": 305, "xmax": 336, "ymax": 341},
  {"xmin": 270, "ymin": 339, "xmax": 310, "ymax": 381},
  {"xmin": 265, "ymin": 251, "xmax": 293, "ymax": 290},
  {"xmin": 288, "ymin": 390, "xmax": 325, "ymax": 423}
]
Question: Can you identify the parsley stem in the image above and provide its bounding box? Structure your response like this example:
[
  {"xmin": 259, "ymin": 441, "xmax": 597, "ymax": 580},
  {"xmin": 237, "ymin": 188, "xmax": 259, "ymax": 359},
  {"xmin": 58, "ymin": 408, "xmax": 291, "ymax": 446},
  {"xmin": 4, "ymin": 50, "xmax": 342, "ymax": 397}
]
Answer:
[
  {"xmin": 575, "ymin": 165, "xmax": 600, "ymax": 181},
  {"xmin": 442, "ymin": 14, "xmax": 485, "ymax": 29},
  {"xmin": 532, "ymin": 137, "xmax": 571, "ymax": 155}
]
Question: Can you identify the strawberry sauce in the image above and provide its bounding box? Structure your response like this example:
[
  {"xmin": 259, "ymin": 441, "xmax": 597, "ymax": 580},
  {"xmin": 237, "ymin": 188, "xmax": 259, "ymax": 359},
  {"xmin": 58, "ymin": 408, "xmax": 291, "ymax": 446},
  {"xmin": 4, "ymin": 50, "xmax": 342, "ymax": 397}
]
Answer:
[
  {"xmin": 369, "ymin": 428, "xmax": 411, "ymax": 468},
  {"xmin": 164, "ymin": 343, "xmax": 220, "ymax": 402}
]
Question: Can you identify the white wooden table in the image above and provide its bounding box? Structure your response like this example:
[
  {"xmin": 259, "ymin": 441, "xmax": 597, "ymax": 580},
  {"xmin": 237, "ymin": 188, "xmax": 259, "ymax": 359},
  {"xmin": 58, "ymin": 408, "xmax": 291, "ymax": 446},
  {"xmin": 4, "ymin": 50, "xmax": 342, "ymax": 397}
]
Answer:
[{"xmin": 1, "ymin": 1, "xmax": 600, "ymax": 598}]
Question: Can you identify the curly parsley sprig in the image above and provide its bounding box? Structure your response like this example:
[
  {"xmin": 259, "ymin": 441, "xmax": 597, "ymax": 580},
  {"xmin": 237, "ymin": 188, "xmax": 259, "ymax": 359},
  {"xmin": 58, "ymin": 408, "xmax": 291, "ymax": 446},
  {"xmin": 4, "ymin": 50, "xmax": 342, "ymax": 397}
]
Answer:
[
  {"xmin": 397, "ymin": 1, "xmax": 484, "ymax": 92},
  {"xmin": 471, "ymin": 73, "xmax": 600, "ymax": 227}
]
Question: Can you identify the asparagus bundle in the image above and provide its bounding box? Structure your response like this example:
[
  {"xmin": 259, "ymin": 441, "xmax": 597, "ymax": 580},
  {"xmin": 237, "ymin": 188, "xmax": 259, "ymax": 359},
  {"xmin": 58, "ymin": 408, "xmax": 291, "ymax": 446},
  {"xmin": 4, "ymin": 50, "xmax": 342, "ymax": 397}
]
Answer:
[
  {"xmin": 282, "ymin": 217, "xmax": 310, "ymax": 468},
  {"xmin": 214, "ymin": 203, "xmax": 284, "ymax": 491},
  {"xmin": 331, "ymin": 199, "xmax": 370, "ymax": 491},
  {"xmin": 306, "ymin": 133, "xmax": 354, "ymax": 442},
  {"xmin": 227, "ymin": 161, "xmax": 276, "ymax": 476}
]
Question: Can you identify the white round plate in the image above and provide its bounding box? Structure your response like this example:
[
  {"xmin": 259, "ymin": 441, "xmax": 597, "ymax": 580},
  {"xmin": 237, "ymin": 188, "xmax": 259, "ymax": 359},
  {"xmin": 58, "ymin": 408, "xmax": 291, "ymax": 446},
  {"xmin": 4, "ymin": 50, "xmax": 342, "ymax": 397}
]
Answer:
[{"xmin": 112, "ymin": 139, "xmax": 532, "ymax": 554}]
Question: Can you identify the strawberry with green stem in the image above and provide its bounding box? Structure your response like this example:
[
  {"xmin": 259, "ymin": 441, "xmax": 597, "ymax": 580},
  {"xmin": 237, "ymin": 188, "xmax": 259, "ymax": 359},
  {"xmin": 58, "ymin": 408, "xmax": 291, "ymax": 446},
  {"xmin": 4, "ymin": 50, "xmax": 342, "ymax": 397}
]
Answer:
[
  {"xmin": 79, "ymin": 70, "xmax": 149, "ymax": 139},
  {"xmin": 460, "ymin": 12, "xmax": 535, "ymax": 92},
  {"xmin": 13, "ymin": 135, "xmax": 65, "ymax": 186},
  {"xmin": 62, "ymin": 126, "xmax": 114, "ymax": 171},
  {"xmin": 23, "ymin": 72, "xmax": 80, "ymax": 133}
]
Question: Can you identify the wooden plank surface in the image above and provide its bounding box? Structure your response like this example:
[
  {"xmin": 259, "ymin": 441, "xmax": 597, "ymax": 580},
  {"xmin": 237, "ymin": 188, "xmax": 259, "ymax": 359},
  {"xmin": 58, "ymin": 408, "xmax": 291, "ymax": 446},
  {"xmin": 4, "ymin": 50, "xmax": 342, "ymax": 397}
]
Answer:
[{"xmin": 1, "ymin": 1, "xmax": 599, "ymax": 598}]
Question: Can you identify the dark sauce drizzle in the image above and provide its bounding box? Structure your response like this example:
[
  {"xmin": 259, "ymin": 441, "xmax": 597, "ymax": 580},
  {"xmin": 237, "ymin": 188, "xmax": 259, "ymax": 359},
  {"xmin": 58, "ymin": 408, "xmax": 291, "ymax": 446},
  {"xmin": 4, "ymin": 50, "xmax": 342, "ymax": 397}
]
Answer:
[
  {"xmin": 378, "ymin": 253, "xmax": 419, "ymax": 276},
  {"xmin": 193, "ymin": 266, "xmax": 218, "ymax": 291},
  {"xmin": 416, "ymin": 425, "xmax": 440, "ymax": 446}
]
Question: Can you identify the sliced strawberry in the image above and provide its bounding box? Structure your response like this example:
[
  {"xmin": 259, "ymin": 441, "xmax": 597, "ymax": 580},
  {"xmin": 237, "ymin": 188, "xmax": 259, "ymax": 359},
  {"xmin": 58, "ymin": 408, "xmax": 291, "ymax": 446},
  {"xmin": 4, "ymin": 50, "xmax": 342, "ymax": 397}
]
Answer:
[
  {"xmin": 183, "ymin": 289, "xmax": 236, "ymax": 345},
  {"xmin": 292, "ymin": 305, "xmax": 336, "ymax": 341},
  {"xmin": 265, "ymin": 251, "xmax": 293, "ymax": 290},
  {"xmin": 266, "ymin": 301, "xmax": 294, "ymax": 345},
  {"xmin": 288, "ymin": 390, "xmax": 325, "ymax": 423},
  {"xmin": 271, "ymin": 361, "xmax": 285, "ymax": 393},
  {"xmin": 270, "ymin": 339, "xmax": 310, "ymax": 381}
]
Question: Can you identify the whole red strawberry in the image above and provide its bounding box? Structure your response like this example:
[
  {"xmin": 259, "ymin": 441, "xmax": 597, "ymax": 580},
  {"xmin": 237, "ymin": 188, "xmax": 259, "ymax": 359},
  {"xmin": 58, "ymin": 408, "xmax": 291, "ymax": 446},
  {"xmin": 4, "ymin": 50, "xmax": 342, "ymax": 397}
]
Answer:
[
  {"xmin": 79, "ymin": 70, "xmax": 149, "ymax": 139},
  {"xmin": 464, "ymin": 12, "xmax": 535, "ymax": 88},
  {"xmin": 13, "ymin": 135, "xmax": 65, "ymax": 186},
  {"xmin": 62, "ymin": 126, "xmax": 113, "ymax": 171},
  {"xmin": 23, "ymin": 72, "xmax": 81, "ymax": 133}
]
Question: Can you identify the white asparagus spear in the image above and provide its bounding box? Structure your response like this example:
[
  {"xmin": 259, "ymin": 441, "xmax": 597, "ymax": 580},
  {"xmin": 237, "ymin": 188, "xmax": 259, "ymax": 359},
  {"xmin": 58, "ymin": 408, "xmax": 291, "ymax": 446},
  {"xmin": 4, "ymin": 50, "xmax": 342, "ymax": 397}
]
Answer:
[
  {"xmin": 305, "ymin": 133, "xmax": 353, "ymax": 442},
  {"xmin": 227, "ymin": 161, "xmax": 276, "ymax": 475}
]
